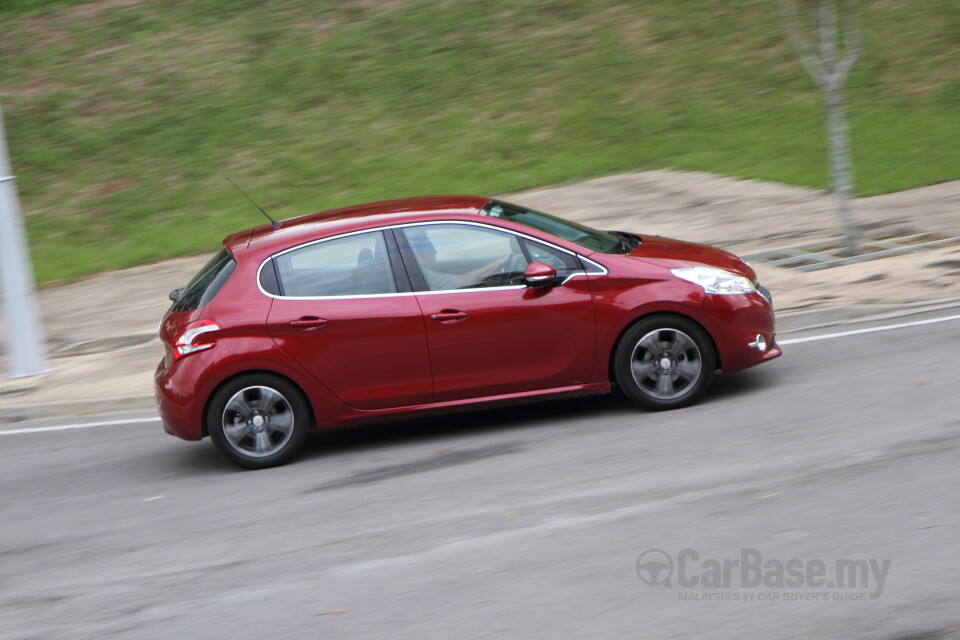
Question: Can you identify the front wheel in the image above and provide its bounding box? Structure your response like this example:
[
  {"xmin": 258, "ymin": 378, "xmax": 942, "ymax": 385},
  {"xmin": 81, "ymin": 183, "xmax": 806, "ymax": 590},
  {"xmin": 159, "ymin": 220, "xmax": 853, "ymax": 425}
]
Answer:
[
  {"xmin": 614, "ymin": 315, "xmax": 716, "ymax": 411},
  {"xmin": 207, "ymin": 373, "xmax": 310, "ymax": 469}
]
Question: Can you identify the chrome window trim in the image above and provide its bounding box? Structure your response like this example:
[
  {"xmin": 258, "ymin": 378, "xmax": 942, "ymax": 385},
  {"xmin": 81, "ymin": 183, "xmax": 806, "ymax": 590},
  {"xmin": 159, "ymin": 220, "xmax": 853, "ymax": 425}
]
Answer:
[
  {"xmin": 257, "ymin": 228, "xmax": 400, "ymax": 300},
  {"xmin": 257, "ymin": 220, "xmax": 608, "ymax": 300},
  {"xmin": 578, "ymin": 255, "xmax": 608, "ymax": 276},
  {"xmin": 413, "ymin": 285, "xmax": 528, "ymax": 296}
]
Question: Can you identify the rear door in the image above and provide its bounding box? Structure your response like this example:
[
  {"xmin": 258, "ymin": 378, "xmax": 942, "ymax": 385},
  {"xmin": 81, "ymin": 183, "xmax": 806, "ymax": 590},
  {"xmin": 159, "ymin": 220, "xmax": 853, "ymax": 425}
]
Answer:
[{"xmin": 265, "ymin": 229, "xmax": 433, "ymax": 410}]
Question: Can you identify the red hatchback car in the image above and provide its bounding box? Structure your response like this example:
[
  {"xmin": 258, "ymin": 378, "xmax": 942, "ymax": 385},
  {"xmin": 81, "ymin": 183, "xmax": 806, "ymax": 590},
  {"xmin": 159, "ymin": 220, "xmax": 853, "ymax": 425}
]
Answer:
[{"xmin": 155, "ymin": 195, "xmax": 780, "ymax": 468}]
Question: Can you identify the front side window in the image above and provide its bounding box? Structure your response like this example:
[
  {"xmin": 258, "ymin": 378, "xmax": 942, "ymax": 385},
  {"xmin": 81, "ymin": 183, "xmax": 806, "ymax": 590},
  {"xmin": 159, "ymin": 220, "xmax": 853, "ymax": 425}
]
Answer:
[
  {"xmin": 274, "ymin": 230, "xmax": 397, "ymax": 297},
  {"xmin": 521, "ymin": 238, "xmax": 582, "ymax": 279},
  {"xmin": 401, "ymin": 224, "xmax": 528, "ymax": 291}
]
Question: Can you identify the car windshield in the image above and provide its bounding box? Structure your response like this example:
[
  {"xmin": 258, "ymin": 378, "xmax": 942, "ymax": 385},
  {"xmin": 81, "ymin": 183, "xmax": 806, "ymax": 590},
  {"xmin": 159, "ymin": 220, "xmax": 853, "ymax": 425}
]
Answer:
[{"xmin": 481, "ymin": 199, "xmax": 626, "ymax": 254}]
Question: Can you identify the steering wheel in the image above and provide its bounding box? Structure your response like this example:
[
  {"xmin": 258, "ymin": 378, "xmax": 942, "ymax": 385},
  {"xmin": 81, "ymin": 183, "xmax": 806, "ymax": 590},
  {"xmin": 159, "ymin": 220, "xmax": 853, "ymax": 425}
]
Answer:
[
  {"xmin": 490, "ymin": 253, "xmax": 527, "ymax": 284},
  {"xmin": 502, "ymin": 253, "xmax": 527, "ymax": 273}
]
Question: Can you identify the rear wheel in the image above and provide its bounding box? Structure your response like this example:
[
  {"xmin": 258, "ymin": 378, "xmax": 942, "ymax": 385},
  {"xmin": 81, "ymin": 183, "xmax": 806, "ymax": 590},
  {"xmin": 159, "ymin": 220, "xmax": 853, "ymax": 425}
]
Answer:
[
  {"xmin": 207, "ymin": 373, "xmax": 310, "ymax": 469},
  {"xmin": 614, "ymin": 315, "xmax": 715, "ymax": 410}
]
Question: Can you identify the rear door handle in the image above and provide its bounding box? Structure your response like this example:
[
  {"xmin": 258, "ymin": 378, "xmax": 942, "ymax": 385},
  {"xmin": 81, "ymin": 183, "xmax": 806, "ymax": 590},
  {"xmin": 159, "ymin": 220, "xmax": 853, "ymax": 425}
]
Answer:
[
  {"xmin": 430, "ymin": 310, "xmax": 468, "ymax": 323},
  {"xmin": 289, "ymin": 316, "xmax": 327, "ymax": 330}
]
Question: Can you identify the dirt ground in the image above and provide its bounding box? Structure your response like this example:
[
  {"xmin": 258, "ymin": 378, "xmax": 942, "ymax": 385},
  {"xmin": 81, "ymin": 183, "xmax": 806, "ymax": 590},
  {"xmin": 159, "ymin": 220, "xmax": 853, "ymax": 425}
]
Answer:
[
  {"xmin": 511, "ymin": 170, "xmax": 960, "ymax": 314},
  {"xmin": 1, "ymin": 170, "xmax": 958, "ymax": 408}
]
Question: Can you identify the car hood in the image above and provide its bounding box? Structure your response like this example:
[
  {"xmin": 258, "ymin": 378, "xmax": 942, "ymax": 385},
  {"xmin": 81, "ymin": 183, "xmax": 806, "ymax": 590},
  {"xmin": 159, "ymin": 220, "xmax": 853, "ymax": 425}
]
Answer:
[{"xmin": 627, "ymin": 235, "xmax": 756, "ymax": 280}]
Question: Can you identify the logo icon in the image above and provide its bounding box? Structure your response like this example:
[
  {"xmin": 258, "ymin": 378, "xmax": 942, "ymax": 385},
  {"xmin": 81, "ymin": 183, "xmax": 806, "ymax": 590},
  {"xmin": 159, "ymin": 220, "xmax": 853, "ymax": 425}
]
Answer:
[{"xmin": 636, "ymin": 548, "xmax": 674, "ymax": 587}]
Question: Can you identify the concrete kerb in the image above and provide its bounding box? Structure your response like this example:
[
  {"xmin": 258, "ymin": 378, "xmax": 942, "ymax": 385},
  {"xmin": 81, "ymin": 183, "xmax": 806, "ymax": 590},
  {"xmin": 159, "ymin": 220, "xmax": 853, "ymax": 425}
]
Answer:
[
  {"xmin": 3, "ymin": 299, "xmax": 960, "ymax": 423},
  {"xmin": 775, "ymin": 297, "xmax": 960, "ymax": 332},
  {"xmin": 0, "ymin": 395, "xmax": 156, "ymax": 422}
]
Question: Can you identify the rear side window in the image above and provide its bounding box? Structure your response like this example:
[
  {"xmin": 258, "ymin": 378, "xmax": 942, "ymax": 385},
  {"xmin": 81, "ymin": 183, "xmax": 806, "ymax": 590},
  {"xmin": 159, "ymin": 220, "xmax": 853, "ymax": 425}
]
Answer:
[
  {"xmin": 274, "ymin": 230, "xmax": 397, "ymax": 297},
  {"xmin": 171, "ymin": 248, "xmax": 236, "ymax": 312}
]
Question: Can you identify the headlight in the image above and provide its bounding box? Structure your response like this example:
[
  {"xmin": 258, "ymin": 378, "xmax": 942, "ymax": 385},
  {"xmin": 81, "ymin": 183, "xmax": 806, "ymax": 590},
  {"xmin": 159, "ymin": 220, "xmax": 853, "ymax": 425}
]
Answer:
[{"xmin": 670, "ymin": 266, "xmax": 757, "ymax": 295}]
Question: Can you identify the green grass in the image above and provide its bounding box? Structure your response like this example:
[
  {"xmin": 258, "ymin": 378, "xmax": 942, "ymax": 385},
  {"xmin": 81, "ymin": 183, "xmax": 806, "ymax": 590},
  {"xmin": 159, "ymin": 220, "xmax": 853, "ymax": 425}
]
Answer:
[{"xmin": 2, "ymin": 0, "xmax": 958, "ymax": 282}]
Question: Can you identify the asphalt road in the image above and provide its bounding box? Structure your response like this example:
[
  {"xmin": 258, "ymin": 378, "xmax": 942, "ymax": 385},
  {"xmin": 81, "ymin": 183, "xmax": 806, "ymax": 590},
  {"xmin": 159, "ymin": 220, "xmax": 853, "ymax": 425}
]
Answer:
[{"xmin": 2, "ymin": 309, "xmax": 960, "ymax": 639}]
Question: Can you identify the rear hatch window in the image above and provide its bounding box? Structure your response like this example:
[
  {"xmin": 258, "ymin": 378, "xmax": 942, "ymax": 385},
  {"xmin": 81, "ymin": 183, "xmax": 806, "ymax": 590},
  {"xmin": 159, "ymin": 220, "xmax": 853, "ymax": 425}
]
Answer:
[{"xmin": 171, "ymin": 248, "xmax": 236, "ymax": 312}]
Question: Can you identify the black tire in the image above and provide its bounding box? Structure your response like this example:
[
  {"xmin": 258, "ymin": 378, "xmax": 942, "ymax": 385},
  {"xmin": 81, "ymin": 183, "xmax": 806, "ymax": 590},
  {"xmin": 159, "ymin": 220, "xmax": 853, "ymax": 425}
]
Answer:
[
  {"xmin": 614, "ymin": 315, "xmax": 716, "ymax": 411},
  {"xmin": 207, "ymin": 373, "xmax": 310, "ymax": 469}
]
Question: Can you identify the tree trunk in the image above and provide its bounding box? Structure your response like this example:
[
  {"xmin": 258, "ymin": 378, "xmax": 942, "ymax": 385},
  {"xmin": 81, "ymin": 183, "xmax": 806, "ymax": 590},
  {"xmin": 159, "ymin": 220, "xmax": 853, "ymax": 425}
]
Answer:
[
  {"xmin": 824, "ymin": 84, "xmax": 858, "ymax": 256},
  {"xmin": 779, "ymin": 0, "xmax": 863, "ymax": 255}
]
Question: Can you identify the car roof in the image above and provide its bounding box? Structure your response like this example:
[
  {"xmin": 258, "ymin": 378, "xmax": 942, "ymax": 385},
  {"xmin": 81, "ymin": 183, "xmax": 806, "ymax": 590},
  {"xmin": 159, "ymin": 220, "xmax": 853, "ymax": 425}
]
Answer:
[{"xmin": 225, "ymin": 195, "xmax": 492, "ymax": 255}]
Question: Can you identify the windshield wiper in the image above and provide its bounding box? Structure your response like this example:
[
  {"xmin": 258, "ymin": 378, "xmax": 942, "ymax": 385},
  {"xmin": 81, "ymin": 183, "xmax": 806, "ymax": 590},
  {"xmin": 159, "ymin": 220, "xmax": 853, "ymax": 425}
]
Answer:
[{"xmin": 611, "ymin": 230, "xmax": 640, "ymax": 254}]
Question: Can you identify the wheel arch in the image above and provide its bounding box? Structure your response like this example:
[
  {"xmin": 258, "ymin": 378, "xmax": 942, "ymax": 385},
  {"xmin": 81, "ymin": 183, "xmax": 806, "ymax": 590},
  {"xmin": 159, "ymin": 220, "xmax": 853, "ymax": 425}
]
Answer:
[
  {"xmin": 201, "ymin": 368, "xmax": 316, "ymax": 438},
  {"xmin": 606, "ymin": 311, "xmax": 722, "ymax": 385}
]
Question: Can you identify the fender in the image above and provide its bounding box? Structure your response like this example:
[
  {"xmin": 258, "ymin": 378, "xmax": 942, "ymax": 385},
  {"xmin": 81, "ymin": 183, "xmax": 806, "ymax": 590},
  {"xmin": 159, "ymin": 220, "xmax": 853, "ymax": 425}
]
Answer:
[
  {"xmin": 588, "ymin": 276, "xmax": 712, "ymax": 382},
  {"xmin": 197, "ymin": 341, "xmax": 348, "ymax": 435}
]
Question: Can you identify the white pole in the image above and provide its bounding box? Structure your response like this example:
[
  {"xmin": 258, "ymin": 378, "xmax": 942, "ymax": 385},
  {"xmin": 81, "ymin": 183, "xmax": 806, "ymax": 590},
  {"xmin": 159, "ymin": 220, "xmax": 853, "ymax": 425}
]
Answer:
[{"xmin": 0, "ymin": 101, "xmax": 49, "ymax": 378}]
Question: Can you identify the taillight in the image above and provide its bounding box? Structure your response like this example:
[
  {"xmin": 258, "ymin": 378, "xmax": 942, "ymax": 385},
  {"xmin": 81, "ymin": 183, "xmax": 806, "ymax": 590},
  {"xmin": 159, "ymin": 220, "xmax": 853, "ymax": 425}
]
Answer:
[{"xmin": 173, "ymin": 319, "xmax": 219, "ymax": 360}]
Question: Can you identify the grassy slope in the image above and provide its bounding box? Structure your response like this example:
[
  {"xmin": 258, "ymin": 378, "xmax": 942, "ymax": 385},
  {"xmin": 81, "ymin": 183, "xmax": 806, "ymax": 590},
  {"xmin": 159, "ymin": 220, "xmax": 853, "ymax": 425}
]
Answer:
[{"xmin": 2, "ymin": 0, "xmax": 958, "ymax": 282}]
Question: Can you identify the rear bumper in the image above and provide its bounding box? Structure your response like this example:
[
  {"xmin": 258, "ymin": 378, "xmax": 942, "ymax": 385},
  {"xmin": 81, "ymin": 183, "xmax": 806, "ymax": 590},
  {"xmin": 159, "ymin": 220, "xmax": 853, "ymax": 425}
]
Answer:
[{"xmin": 154, "ymin": 355, "xmax": 211, "ymax": 441}]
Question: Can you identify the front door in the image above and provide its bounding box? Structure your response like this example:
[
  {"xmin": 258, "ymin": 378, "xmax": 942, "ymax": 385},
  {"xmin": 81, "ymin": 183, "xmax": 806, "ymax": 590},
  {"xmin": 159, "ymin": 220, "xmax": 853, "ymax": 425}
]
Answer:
[{"xmin": 398, "ymin": 223, "xmax": 596, "ymax": 402}]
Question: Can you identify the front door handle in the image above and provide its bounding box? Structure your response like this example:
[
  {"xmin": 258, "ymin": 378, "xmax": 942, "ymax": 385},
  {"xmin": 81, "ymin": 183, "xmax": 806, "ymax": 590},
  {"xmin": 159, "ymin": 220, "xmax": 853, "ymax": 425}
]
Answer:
[
  {"xmin": 289, "ymin": 316, "xmax": 327, "ymax": 330},
  {"xmin": 430, "ymin": 309, "xmax": 468, "ymax": 323}
]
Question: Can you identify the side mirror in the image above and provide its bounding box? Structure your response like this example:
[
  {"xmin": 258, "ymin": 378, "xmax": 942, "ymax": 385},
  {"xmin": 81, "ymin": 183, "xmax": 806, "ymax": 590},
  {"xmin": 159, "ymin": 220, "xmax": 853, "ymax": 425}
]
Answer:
[
  {"xmin": 169, "ymin": 287, "xmax": 184, "ymax": 302},
  {"xmin": 524, "ymin": 261, "xmax": 558, "ymax": 287}
]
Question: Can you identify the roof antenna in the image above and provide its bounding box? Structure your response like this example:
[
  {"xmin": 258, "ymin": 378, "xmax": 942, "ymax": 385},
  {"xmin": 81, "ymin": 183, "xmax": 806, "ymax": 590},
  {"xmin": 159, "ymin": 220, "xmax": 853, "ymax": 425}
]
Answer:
[{"xmin": 226, "ymin": 177, "xmax": 280, "ymax": 228}]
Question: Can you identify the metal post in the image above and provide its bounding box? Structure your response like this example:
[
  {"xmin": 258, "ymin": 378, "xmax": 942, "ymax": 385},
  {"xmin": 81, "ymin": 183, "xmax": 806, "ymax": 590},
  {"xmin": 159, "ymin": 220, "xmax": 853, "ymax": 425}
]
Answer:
[{"xmin": 0, "ymin": 101, "xmax": 49, "ymax": 378}]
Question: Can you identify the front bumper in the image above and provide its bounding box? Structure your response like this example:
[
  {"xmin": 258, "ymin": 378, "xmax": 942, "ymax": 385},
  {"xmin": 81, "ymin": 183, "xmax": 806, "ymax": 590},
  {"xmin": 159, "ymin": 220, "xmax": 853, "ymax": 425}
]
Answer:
[{"xmin": 699, "ymin": 291, "xmax": 781, "ymax": 373}]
